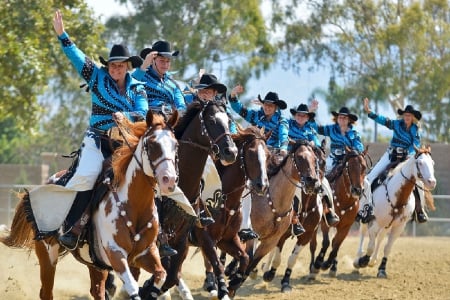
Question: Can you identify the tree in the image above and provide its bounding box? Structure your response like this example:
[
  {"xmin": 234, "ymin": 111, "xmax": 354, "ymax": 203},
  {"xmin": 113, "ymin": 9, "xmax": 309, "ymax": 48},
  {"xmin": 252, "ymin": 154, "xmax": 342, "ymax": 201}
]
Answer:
[
  {"xmin": 275, "ymin": 0, "xmax": 450, "ymax": 142},
  {"xmin": 107, "ymin": 0, "xmax": 276, "ymax": 87},
  {"xmin": 0, "ymin": 0, "xmax": 106, "ymax": 130}
]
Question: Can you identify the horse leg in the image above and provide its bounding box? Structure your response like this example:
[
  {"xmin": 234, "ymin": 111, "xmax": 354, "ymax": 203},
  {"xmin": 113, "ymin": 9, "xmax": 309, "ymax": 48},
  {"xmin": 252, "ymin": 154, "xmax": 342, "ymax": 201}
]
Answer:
[
  {"xmin": 87, "ymin": 265, "xmax": 109, "ymax": 300},
  {"xmin": 104, "ymin": 248, "xmax": 140, "ymax": 299},
  {"xmin": 175, "ymin": 276, "xmax": 194, "ymax": 300},
  {"xmin": 377, "ymin": 222, "xmax": 407, "ymax": 278},
  {"xmin": 35, "ymin": 240, "xmax": 59, "ymax": 300},
  {"xmin": 261, "ymin": 247, "xmax": 278, "ymax": 281},
  {"xmin": 369, "ymin": 227, "xmax": 387, "ymax": 267},
  {"xmin": 135, "ymin": 243, "xmax": 167, "ymax": 298},
  {"xmin": 201, "ymin": 251, "xmax": 218, "ymax": 298},
  {"xmin": 309, "ymin": 228, "xmax": 319, "ymax": 278},
  {"xmin": 355, "ymin": 220, "xmax": 381, "ymax": 269},
  {"xmin": 197, "ymin": 230, "xmax": 230, "ymax": 300},
  {"xmin": 322, "ymin": 224, "xmax": 352, "ymax": 276},
  {"xmin": 281, "ymin": 241, "xmax": 306, "ymax": 293},
  {"xmin": 316, "ymin": 224, "xmax": 330, "ymax": 271}
]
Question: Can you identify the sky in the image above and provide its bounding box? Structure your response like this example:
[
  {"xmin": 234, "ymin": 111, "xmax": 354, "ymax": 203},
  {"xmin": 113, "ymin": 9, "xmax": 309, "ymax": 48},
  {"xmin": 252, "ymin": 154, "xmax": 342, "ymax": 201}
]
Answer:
[{"xmin": 85, "ymin": 0, "xmax": 335, "ymax": 124}]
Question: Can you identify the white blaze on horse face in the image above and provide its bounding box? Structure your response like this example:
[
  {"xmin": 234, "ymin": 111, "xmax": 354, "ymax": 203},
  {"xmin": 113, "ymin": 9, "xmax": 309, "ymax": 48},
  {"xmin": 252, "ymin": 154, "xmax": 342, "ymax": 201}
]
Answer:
[
  {"xmin": 215, "ymin": 111, "xmax": 238, "ymax": 165},
  {"xmin": 257, "ymin": 143, "xmax": 268, "ymax": 182},
  {"xmin": 150, "ymin": 128, "xmax": 178, "ymax": 195},
  {"xmin": 417, "ymin": 153, "xmax": 437, "ymax": 189}
]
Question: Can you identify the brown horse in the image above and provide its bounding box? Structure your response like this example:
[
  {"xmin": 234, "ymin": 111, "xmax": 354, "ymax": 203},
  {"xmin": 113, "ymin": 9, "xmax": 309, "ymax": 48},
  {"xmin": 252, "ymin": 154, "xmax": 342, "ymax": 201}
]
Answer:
[
  {"xmin": 226, "ymin": 140, "xmax": 320, "ymax": 296},
  {"xmin": 198, "ymin": 126, "xmax": 270, "ymax": 297},
  {"xmin": 1, "ymin": 111, "xmax": 180, "ymax": 300},
  {"xmin": 139, "ymin": 100, "xmax": 238, "ymax": 300},
  {"xmin": 310, "ymin": 147, "xmax": 368, "ymax": 278}
]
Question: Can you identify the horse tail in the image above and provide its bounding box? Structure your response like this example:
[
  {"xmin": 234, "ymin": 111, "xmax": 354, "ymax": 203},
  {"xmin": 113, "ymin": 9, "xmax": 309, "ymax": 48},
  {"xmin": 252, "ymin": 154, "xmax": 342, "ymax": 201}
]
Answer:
[
  {"xmin": 424, "ymin": 190, "xmax": 436, "ymax": 211},
  {"xmin": 0, "ymin": 191, "xmax": 36, "ymax": 249}
]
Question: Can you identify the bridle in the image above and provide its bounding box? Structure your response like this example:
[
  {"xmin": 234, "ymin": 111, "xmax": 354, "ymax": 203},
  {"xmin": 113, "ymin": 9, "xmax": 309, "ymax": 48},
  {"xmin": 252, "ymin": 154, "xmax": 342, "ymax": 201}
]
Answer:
[{"xmin": 178, "ymin": 100, "xmax": 232, "ymax": 159}]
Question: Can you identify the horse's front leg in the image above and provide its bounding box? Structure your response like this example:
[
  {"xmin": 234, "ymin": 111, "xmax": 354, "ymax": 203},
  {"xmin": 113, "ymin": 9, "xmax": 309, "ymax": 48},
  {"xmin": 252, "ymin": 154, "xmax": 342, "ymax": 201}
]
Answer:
[
  {"xmin": 315, "ymin": 223, "xmax": 330, "ymax": 270},
  {"xmin": 309, "ymin": 227, "xmax": 319, "ymax": 278},
  {"xmin": 87, "ymin": 265, "xmax": 109, "ymax": 300},
  {"xmin": 322, "ymin": 224, "xmax": 352, "ymax": 275},
  {"xmin": 376, "ymin": 221, "xmax": 407, "ymax": 278},
  {"xmin": 354, "ymin": 220, "xmax": 381, "ymax": 269},
  {"xmin": 135, "ymin": 243, "xmax": 167, "ymax": 295},
  {"xmin": 104, "ymin": 247, "xmax": 140, "ymax": 299},
  {"xmin": 197, "ymin": 229, "xmax": 230, "ymax": 300},
  {"xmin": 35, "ymin": 240, "xmax": 59, "ymax": 300}
]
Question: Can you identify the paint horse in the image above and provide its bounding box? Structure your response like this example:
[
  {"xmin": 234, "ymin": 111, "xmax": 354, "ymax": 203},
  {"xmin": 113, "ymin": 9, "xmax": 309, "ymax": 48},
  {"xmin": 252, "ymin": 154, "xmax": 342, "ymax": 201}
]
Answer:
[
  {"xmin": 228, "ymin": 140, "xmax": 321, "ymax": 297},
  {"xmin": 139, "ymin": 100, "xmax": 238, "ymax": 300},
  {"xmin": 310, "ymin": 147, "xmax": 368, "ymax": 278},
  {"xmin": 1, "ymin": 111, "xmax": 179, "ymax": 300},
  {"xmin": 354, "ymin": 146, "xmax": 436, "ymax": 278}
]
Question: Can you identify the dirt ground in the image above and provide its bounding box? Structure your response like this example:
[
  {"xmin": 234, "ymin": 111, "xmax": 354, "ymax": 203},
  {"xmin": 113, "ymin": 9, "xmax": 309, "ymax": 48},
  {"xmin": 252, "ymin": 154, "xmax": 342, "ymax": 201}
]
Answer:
[{"xmin": 1, "ymin": 235, "xmax": 449, "ymax": 300}]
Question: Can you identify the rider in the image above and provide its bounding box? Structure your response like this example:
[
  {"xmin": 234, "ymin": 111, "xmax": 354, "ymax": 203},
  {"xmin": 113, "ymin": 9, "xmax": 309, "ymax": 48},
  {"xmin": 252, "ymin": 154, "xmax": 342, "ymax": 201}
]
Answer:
[
  {"xmin": 310, "ymin": 105, "xmax": 365, "ymax": 226},
  {"xmin": 288, "ymin": 103, "xmax": 340, "ymax": 233},
  {"xmin": 50, "ymin": 10, "xmax": 148, "ymax": 249},
  {"xmin": 357, "ymin": 98, "xmax": 427, "ymax": 223},
  {"xmin": 132, "ymin": 40, "xmax": 187, "ymax": 116},
  {"xmin": 229, "ymin": 88, "xmax": 289, "ymax": 241}
]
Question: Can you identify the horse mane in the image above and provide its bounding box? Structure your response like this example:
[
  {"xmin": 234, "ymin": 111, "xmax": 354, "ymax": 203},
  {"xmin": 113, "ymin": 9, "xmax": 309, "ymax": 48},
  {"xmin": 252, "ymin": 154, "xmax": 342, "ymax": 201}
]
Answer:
[
  {"xmin": 174, "ymin": 101, "xmax": 203, "ymax": 139},
  {"xmin": 112, "ymin": 114, "xmax": 166, "ymax": 186},
  {"xmin": 232, "ymin": 126, "xmax": 265, "ymax": 145}
]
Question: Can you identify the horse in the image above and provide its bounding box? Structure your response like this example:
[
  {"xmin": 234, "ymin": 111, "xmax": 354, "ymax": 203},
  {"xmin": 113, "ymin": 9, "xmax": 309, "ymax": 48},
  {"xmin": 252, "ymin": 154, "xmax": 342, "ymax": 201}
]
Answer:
[
  {"xmin": 0, "ymin": 110, "xmax": 180, "ymax": 300},
  {"xmin": 139, "ymin": 100, "xmax": 238, "ymax": 300},
  {"xmin": 310, "ymin": 147, "xmax": 368, "ymax": 278},
  {"xmin": 353, "ymin": 146, "xmax": 436, "ymax": 278},
  {"xmin": 226, "ymin": 140, "xmax": 321, "ymax": 297},
  {"xmin": 195, "ymin": 125, "xmax": 270, "ymax": 298}
]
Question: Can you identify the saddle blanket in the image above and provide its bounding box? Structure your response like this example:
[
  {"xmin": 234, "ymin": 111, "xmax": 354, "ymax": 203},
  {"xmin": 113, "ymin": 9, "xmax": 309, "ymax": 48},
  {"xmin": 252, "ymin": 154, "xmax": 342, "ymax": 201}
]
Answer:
[{"xmin": 28, "ymin": 184, "xmax": 77, "ymax": 232}]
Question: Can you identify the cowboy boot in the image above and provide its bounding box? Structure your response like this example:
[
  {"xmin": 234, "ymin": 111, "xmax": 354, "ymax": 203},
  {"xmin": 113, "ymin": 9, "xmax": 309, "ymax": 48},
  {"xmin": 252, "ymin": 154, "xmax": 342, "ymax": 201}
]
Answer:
[
  {"xmin": 238, "ymin": 228, "xmax": 259, "ymax": 242},
  {"xmin": 413, "ymin": 187, "xmax": 428, "ymax": 223},
  {"xmin": 197, "ymin": 210, "xmax": 215, "ymax": 228},
  {"xmin": 292, "ymin": 222, "xmax": 305, "ymax": 236},
  {"xmin": 59, "ymin": 190, "xmax": 92, "ymax": 250},
  {"xmin": 322, "ymin": 196, "xmax": 340, "ymax": 227},
  {"xmin": 357, "ymin": 178, "xmax": 375, "ymax": 224},
  {"xmin": 158, "ymin": 231, "xmax": 177, "ymax": 257}
]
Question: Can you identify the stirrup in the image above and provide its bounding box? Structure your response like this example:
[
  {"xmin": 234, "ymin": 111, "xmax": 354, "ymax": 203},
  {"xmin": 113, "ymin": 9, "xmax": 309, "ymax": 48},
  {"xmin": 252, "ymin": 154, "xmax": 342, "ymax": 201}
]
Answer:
[
  {"xmin": 238, "ymin": 228, "xmax": 259, "ymax": 242},
  {"xmin": 292, "ymin": 223, "xmax": 305, "ymax": 236},
  {"xmin": 58, "ymin": 231, "xmax": 79, "ymax": 250}
]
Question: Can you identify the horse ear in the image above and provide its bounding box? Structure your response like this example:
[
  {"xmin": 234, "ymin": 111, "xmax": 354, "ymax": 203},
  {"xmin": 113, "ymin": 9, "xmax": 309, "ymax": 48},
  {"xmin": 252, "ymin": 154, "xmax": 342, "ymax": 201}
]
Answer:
[
  {"xmin": 321, "ymin": 139, "xmax": 327, "ymax": 149},
  {"xmin": 413, "ymin": 144, "xmax": 420, "ymax": 154},
  {"xmin": 263, "ymin": 128, "xmax": 272, "ymax": 141},
  {"xmin": 168, "ymin": 110, "xmax": 179, "ymax": 128},
  {"xmin": 363, "ymin": 145, "xmax": 369, "ymax": 156},
  {"xmin": 146, "ymin": 110, "xmax": 154, "ymax": 127}
]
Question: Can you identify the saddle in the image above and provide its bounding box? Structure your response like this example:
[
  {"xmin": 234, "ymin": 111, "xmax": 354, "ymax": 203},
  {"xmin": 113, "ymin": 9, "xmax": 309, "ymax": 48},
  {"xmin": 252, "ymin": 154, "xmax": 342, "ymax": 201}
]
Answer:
[{"xmin": 370, "ymin": 161, "xmax": 401, "ymax": 192}]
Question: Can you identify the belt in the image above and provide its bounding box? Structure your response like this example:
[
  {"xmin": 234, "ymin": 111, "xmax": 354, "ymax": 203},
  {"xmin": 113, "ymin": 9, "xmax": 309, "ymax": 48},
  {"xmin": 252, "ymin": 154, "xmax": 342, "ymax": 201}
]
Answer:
[
  {"xmin": 88, "ymin": 127, "xmax": 108, "ymax": 136},
  {"xmin": 389, "ymin": 147, "xmax": 406, "ymax": 154}
]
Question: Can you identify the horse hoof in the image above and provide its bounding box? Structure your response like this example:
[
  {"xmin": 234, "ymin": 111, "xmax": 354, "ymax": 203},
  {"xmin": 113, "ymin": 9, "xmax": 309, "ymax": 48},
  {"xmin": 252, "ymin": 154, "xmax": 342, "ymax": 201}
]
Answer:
[
  {"xmin": 263, "ymin": 269, "xmax": 276, "ymax": 282},
  {"xmin": 329, "ymin": 270, "xmax": 337, "ymax": 278},
  {"xmin": 377, "ymin": 270, "xmax": 387, "ymax": 278},
  {"xmin": 281, "ymin": 283, "xmax": 292, "ymax": 293},
  {"xmin": 209, "ymin": 290, "xmax": 218, "ymax": 299},
  {"xmin": 249, "ymin": 269, "xmax": 258, "ymax": 280}
]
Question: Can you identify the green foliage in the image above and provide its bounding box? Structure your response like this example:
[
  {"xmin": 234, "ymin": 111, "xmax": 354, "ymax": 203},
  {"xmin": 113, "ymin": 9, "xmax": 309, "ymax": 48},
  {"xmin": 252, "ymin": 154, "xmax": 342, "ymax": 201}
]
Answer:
[
  {"xmin": 278, "ymin": 0, "xmax": 450, "ymax": 142},
  {"xmin": 106, "ymin": 0, "xmax": 276, "ymax": 87}
]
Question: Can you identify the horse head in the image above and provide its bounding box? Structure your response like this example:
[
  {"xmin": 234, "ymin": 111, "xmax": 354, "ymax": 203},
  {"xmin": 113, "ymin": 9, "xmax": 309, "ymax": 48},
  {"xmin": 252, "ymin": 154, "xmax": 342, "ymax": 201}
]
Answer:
[
  {"xmin": 291, "ymin": 140, "xmax": 320, "ymax": 195},
  {"xmin": 142, "ymin": 110, "xmax": 179, "ymax": 194},
  {"xmin": 342, "ymin": 147, "xmax": 367, "ymax": 198},
  {"xmin": 176, "ymin": 100, "xmax": 238, "ymax": 166},
  {"xmin": 235, "ymin": 126, "xmax": 270, "ymax": 195},
  {"xmin": 413, "ymin": 145, "xmax": 437, "ymax": 190}
]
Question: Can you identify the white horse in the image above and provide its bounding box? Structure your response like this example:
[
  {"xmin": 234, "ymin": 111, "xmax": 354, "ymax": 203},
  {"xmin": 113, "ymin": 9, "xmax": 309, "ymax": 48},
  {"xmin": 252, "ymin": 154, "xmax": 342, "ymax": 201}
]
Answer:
[{"xmin": 353, "ymin": 146, "xmax": 436, "ymax": 278}]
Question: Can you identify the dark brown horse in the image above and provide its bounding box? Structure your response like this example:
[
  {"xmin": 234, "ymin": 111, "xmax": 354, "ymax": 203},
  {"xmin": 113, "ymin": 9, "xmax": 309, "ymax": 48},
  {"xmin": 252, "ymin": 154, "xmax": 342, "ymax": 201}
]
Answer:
[
  {"xmin": 1, "ymin": 111, "xmax": 180, "ymax": 300},
  {"xmin": 139, "ymin": 100, "xmax": 238, "ymax": 300},
  {"xmin": 310, "ymin": 148, "xmax": 368, "ymax": 278},
  {"xmin": 197, "ymin": 126, "xmax": 270, "ymax": 298},
  {"xmin": 226, "ymin": 140, "xmax": 320, "ymax": 297}
]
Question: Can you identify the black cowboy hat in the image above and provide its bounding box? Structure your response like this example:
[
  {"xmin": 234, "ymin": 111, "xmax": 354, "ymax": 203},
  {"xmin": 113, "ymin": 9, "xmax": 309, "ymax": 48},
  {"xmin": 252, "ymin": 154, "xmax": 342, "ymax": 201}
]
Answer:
[
  {"xmin": 99, "ymin": 44, "xmax": 143, "ymax": 68},
  {"xmin": 331, "ymin": 106, "xmax": 358, "ymax": 122},
  {"xmin": 194, "ymin": 73, "xmax": 227, "ymax": 94},
  {"xmin": 258, "ymin": 92, "xmax": 287, "ymax": 110},
  {"xmin": 140, "ymin": 40, "xmax": 179, "ymax": 59},
  {"xmin": 397, "ymin": 105, "xmax": 422, "ymax": 120},
  {"xmin": 290, "ymin": 103, "xmax": 316, "ymax": 118}
]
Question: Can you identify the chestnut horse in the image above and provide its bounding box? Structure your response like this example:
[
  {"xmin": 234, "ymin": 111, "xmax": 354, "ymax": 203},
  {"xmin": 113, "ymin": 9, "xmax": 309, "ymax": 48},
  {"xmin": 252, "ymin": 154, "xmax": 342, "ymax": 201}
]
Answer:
[
  {"xmin": 196, "ymin": 126, "xmax": 270, "ymax": 298},
  {"xmin": 139, "ymin": 100, "xmax": 238, "ymax": 300},
  {"xmin": 227, "ymin": 140, "xmax": 321, "ymax": 297},
  {"xmin": 353, "ymin": 146, "xmax": 436, "ymax": 278},
  {"xmin": 1, "ymin": 111, "xmax": 179, "ymax": 300},
  {"xmin": 310, "ymin": 148, "xmax": 368, "ymax": 278}
]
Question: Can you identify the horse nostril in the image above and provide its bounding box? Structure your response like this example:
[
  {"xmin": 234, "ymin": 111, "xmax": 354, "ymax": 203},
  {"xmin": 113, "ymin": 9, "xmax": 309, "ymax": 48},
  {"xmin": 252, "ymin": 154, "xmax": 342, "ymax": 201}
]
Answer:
[{"xmin": 162, "ymin": 176, "xmax": 169, "ymax": 184}]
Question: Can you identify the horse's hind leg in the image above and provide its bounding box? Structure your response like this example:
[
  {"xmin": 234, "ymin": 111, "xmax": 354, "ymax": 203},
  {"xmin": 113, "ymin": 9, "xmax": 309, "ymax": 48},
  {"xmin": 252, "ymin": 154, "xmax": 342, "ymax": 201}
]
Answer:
[{"xmin": 35, "ymin": 240, "xmax": 59, "ymax": 300}]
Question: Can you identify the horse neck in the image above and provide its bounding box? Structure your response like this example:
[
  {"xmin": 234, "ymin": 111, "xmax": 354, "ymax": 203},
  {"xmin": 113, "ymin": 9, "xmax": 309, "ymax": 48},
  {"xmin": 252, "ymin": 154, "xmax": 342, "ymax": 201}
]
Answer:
[
  {"xmin": 178, "ymin": 142, "xmax": 209, "ymax": 201},
  {"xmin": 269, "ymin": 157, "xmax": 297, "ymax": 211},
  {"xmin": 387, "ymin": 157, "xmax": 417, "ymax": 205}
]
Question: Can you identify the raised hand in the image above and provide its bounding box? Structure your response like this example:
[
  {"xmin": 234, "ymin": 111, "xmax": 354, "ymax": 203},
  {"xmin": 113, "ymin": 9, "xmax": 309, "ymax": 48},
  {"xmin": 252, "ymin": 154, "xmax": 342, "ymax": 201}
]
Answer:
[
  {"xmin": 53, "ymin": 10, "xmax": 65, "ymax": 36},
  {"xmin": 363, "ymin": 98, "xmax": 371, "ymax": 113}
]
